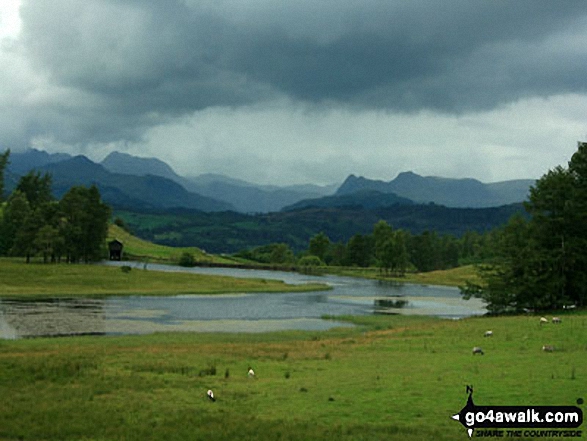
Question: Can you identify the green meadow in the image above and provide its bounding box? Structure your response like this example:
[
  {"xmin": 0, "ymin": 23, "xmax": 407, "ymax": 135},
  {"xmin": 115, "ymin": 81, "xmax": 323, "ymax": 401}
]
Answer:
[
  {"xmin": 0, "ymin": 312, "xmax": 585, "ymax": 440},
  {"xmin": 0, "ymin": 236, "xmax": 585, "ymax": 440},
  {"xmin": 0, "ymin": 259, "xmax": 329, "ymax": 298},
  {"xmin": 106, "ymin": 224, "xmax": 236, "ymax": 265},
  {"xmin": 326, "ymin": 264, "xmax": 482, "ymax": 287}
]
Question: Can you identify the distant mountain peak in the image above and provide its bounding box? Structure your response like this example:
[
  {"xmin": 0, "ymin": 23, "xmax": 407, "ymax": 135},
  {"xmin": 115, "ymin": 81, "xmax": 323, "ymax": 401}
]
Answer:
[
  {"xmin": 101, "ymin": 151, "xmax": 179, "ymax": 181},
  {"xmin": 8, "ymin": 149, "xmax": 73, "ymax": 174},
  {"xmin": 395, "ymin": 171, "xmax": 421, "ymax": 180},
  {"xmin": 335, "ymin": 171, "xmax": 534, "ymax": 208},
  {"xmin": 70, "ymin": 154, "xmax": 95, "ymax": 164},
  {"xmin": 336, "ymin": 174, "xmax": 389, "ymax": 196}
]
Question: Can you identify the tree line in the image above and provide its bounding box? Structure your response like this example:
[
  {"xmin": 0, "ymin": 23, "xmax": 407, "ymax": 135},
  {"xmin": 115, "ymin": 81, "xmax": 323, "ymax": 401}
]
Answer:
[
  {"xmin": 462, "ymin": 142, "xmax": 587, "ymax": 313},
  {"xmin": 0, "ymin": 150, "xmax": 111, "ymax": 263},
  {"xmin": 236, "ymin": 222, "xmax": 496, "ymax": 275}
]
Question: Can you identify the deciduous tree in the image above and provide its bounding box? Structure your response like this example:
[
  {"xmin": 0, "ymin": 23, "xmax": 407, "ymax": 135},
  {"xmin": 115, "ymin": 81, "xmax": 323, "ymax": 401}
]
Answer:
[
  {"xmin": 308, "ymin": 232, "xmax": 330, "ymax": 263},
  {"xmin": 0, "ymin": 149, "xmax": 10, "ymax": 202},
  {"xmin": 463, "ymin": 142, "xmax": 587, "ymax": 311},
  {"xmin": 59, "ymin": 185, "xmax": 111, "ymax": 263}
]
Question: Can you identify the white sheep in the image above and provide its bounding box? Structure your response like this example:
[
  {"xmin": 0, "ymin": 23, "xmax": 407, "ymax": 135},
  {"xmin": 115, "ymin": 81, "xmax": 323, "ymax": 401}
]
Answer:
[
  {"xmin": 552, "ymin": 317, "xmax": 561, "ymax": 324},
  {"xmin": 542, "ymin": 345, "xmax": 555, "ymax": 352},
  {"xmin": 472, "ymin": 347, "xmax": 484, "ymax": 355},
  {"xmin": 540, "ymin": 317, "xmax": 548, "ymax": 325},
  {"xmin": 247, "ymin": 367, "xmax": 255, "ymax": 378},
  {"xmin": 484, "ymin": 330, "xmax": 493, "ymax": 337},
  {"xmin": 207, "ymin": 389, "xmax": 216, "ymax": 402}
]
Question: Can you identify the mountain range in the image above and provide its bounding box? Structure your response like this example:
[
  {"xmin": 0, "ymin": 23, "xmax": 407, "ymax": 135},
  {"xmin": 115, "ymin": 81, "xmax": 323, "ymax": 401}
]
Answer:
[
  {"xmin": 5, "ymin": 149, "xmax": 535, "ymax": 213},
  {"xmin": 334, "ymin": 172, "xmax": 534, "ymax": 208}
]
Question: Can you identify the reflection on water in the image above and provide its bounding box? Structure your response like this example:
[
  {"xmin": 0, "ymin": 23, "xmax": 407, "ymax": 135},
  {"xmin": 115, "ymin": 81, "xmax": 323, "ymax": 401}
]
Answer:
[
  {"xmin": 0, "ymin": 262, "xmax": 486, "ymax": 339},
  {"xmin": 374, "ymin": 297, "xmax": 409, "ymax": 312}
]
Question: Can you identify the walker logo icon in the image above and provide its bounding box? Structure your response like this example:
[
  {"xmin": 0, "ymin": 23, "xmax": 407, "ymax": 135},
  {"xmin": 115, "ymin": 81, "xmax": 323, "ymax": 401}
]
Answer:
[{"xmin": 451, "ymin": 386, "xmax": 583, "ymax": 438}]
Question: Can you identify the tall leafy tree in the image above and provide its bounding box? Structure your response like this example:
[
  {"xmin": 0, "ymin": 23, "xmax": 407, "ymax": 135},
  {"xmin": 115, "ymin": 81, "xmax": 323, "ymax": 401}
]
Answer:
[
  {"xmin": 15, "ymin": 171, "xmax": 53, "ymax": 209},
  {"xmin": 0, "ymin": 191, "xmax": 31, "ymax": 255},
  {"xmin": 269, "ymin": 243, "xmax": 295, "ymax": 264},
  {"xmin": 308, "ymin": 232, "xmax": 330, "ymax": 263},
  {"xmin": 525, "ymin": 166, "xmax": 576, "ymax": 307},
  {"xmin": 463, "ymin": 142, "xmax": 587, "ymax": 312},
  {"xmin": 410, "ymin": 231, "xmax": 440, "ymax": 272},
  {"xmin": 12, "ymin": 208, "xmax": 44, "ymax": 263},
  {"xmin": 60, "ymin": 185, "xmax": 111, "ymax": 263},
  {"xmin": 566, "ymin": 141, "xmax": 587, "ymax": 304},
  {"xmin": 345, "ymin": 234, "xmax": 373, "ymax": 267},
  {"xmin": 462, "ymin": 214, "xmax": 534, "ymax": 313},
  {"xmin": 5, "ymin": 172, "xmax": 56, "ymax": 261},
  {"xmin": 0, "ymin": 149, "xmax": 9, "ymax": 202},
  {"xmin": 35, "ymin": 224, "xmax": 63, "ymax": 264},
  {"xmin": 324, "ymin": 242, "xmax": 347, "ymax": 266},
  {"xmin": 440, "ymin": 235, "xmax": 460, "ymax": 269},
  {"xmin": 373, "ymin": 220, "xmax": 393, "ymax": 272},
  {"xmin": 380, "ymin": 229, "xmax": 410, "ymax": 276}
]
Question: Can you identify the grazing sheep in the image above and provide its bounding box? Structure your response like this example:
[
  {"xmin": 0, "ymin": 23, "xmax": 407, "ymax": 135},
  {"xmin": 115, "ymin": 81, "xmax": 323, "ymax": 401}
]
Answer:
[
  {"xmin": 247, "ymin": 367, "xmax": 255, "ymax": 378},
  {"xmin": 552, "ymin": 317, "xmax": 561, "ymax": 324},
  {"xmin": 540, "ymin": 317, "xmax": 548, "ymax": 325},
  {"xmin": 207, "ymin": 389, "xmax": 216, "ymax": 402},
  {"xmin": 484, "ymin": 330, "xmax": 493, "ymax": 337},
  {"xmin": 542, "ymin": 345, "xmax": 555, "ymax": 352},
  {"xmin": 472, "ymin": 347, "xmax": 484, "ymax": 355}
]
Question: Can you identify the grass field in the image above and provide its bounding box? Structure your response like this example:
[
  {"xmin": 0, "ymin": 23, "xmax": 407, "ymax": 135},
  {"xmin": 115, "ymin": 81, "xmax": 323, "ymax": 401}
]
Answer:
[
  {"xmin": 0, "ymin": 259, "xmax": 329, "ymax": 298},
  {"xmin": 0, "ymin": 313, "xmax": 584, "ymax": 440},
  {"xmin": 326, "ymin": 264, "xmax": 481, "ymax": 287},
  {"xmin": 1, "ymin": 230, "xmax": 584, "ymax": 439},
  {"xmin": 107, "ymin": 224, "xmax": 239, "ymax": 265}
]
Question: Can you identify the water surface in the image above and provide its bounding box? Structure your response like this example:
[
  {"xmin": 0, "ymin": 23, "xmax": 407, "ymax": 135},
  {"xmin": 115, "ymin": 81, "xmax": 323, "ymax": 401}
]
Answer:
[{"xmin": 0, "ymin": 262, "xmax": 485, "ymax": 339}]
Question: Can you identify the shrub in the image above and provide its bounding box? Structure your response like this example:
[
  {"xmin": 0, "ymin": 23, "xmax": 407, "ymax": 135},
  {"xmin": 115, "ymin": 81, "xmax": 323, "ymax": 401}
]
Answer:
[
  {"xmin": 298, "ymin": 255, "xmax": 324, "ymax": 267},
  {"xmin": 178, "ymin": 252, "xmax": 196, "ymax": 267}
]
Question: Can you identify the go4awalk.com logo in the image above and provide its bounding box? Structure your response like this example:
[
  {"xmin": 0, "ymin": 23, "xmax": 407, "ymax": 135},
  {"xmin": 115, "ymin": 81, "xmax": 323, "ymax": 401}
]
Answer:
[{"xmin": 451, "ymin": 386, "xmax": 584, "ymax": 438}]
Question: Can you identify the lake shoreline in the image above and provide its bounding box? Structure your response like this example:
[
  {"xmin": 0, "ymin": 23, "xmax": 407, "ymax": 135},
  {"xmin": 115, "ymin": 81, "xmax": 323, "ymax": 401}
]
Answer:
[
  {"xmin": 1, "ymin": 262, "xmax": 486, "ymax": 339},
  {"xmin": 0, "ymin": 258, "xmax": 331, "ymax": 299}
]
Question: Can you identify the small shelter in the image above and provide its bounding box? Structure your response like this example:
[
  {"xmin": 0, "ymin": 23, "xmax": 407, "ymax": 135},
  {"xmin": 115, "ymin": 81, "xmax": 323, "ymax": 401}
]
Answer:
[{"xmin": 108, "ymin": 239, "xmax": 123, "ymax": 261}]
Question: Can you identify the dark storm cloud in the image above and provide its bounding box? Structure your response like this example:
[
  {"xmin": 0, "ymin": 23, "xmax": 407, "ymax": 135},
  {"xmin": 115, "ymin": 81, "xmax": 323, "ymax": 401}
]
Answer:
[
  {"xmin": 228, "ymin": 1, "xmax": 587, "ymax": 111},
  {"xmin": 10, "ymin": 0, "xmax": 587, "ymax": 147}
]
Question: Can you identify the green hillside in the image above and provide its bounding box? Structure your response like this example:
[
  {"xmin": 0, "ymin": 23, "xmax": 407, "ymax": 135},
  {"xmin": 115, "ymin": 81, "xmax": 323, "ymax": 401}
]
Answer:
[
  {"xmin": 0, "ymin": 258, "xmax": 328, "ymax": 298},
  {"xmin": 107, "ymin": 224, "xmax": 237, "ymax": 265},
  {"xmin": 113, "ymin": 203, "xmax": 525, "ymax": 254}
]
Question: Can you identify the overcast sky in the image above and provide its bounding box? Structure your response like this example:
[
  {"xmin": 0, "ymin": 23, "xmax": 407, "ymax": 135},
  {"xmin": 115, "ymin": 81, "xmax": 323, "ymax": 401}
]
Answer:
[{"xmin": 1, "ymin": 0, "xmax": 586, "ymax": 186}]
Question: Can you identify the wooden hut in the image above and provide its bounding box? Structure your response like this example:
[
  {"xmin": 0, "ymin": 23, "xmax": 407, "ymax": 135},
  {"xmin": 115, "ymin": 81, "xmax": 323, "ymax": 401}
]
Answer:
[{"xmin": 108, "ymin": 239, "xmax": 123, "ymax": 261}]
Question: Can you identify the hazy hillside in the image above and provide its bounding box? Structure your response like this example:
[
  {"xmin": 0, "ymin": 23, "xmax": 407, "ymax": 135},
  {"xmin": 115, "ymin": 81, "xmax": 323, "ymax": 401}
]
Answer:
[
  {"xmin": 8, "ymin": 149, "xmax": 337, "ymax": 213},
  {"xmin": 102, "ymin": 152, "xmax": 337, "ymax": 212},
  {"xmin": 114, "ymin": 203, "xmax": 525, "ymax": 253},
  {"xmin": 185, "ymin": 175, "xmax": 336, "ymax": 213},
  {"xmin": 282, "ymin": 189, "xmax": 414, "ymax": 211},
  {"xmin": 7, "ymin": 149, "xmax": 534, "ymax": 214},
  {"xmin": 336, "ymin": 172, "xmax": 534, "ymax": 207},
  {"xmin": 101, "ymin": 151, "xmax": 180, "ymax": 182},
  {"xmin": 37, "ymin": 156, "xmax": 234, "ymax": 212},
  {"xmin": 7, "ymin": 149, "xmax": 72, "ymax": 174}
]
